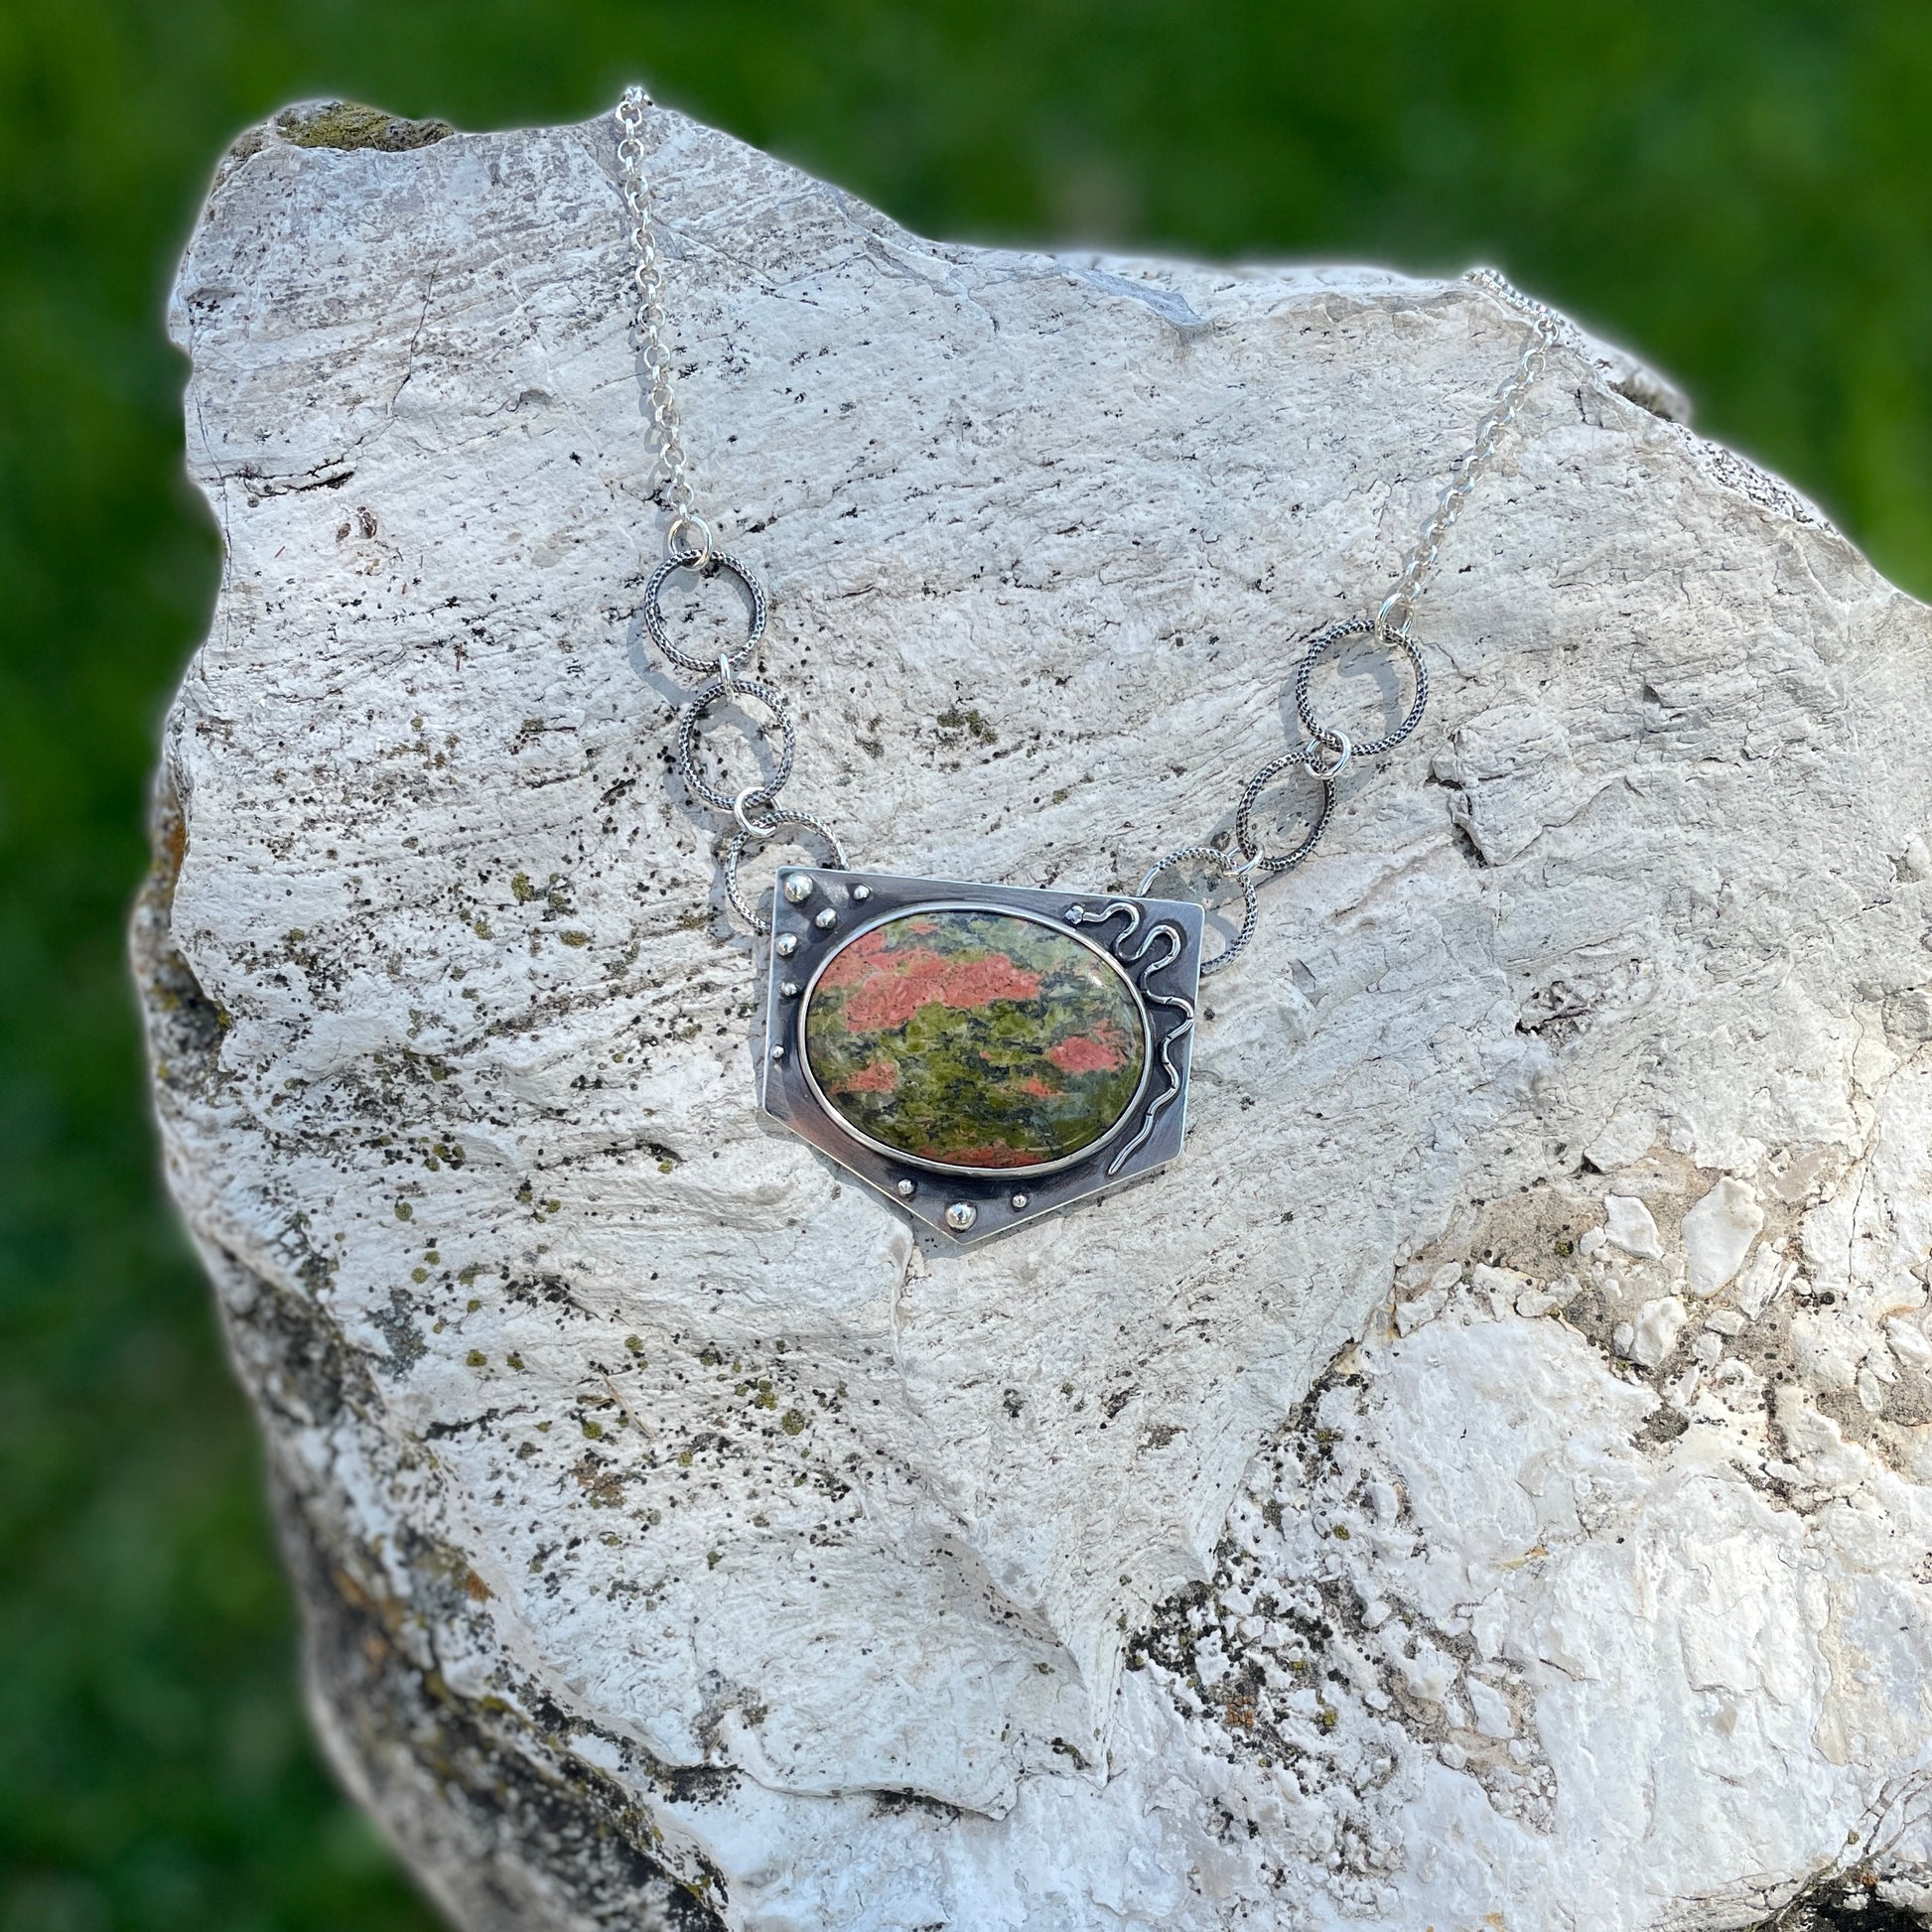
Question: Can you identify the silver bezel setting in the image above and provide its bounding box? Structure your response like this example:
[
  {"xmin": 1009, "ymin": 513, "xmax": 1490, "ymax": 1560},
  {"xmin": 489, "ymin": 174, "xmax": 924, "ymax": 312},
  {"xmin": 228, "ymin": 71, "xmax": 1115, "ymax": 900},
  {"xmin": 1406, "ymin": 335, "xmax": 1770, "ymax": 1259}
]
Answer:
[{"xmin": 757, "ymin": 868, "xmax": 1205, "ymax": 1243}]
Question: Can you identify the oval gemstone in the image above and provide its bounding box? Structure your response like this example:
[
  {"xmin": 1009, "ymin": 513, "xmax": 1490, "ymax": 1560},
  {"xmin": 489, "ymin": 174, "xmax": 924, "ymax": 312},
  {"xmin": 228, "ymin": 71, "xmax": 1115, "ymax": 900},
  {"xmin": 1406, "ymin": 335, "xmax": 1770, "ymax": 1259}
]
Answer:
[{"xmin": 801, "ymin": 908, "xmax": 1148, "ymax": 1173}]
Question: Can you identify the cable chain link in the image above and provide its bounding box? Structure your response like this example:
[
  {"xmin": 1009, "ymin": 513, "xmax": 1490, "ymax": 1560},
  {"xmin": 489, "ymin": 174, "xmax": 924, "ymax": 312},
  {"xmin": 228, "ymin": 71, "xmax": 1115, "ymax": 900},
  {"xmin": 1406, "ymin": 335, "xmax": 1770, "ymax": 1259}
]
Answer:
[
  {"xmin": 1158, "ymin": 266, "xmax": 1562, "ymax": 975},
  {"xmin": 616, "ymin": 86, "xmax": 850, "ymax": 932}
]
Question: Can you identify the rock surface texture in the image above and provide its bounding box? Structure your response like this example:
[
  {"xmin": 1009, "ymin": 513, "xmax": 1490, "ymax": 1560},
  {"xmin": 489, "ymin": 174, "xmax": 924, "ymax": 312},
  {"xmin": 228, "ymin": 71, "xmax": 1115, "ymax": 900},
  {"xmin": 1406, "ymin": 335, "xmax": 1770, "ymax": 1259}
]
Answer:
[{"xmin": 139, "ymin": 98, "xmax": 1932, "ymax": 1932}]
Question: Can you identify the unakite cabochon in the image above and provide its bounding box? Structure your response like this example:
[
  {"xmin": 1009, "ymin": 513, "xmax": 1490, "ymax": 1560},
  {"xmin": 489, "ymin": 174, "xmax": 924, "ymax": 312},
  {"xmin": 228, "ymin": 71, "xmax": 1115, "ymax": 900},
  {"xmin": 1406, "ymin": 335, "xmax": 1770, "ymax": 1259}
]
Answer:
[{"xmin": 800, "ymin": 908, "xmax": 1149, "ymax": 1173}]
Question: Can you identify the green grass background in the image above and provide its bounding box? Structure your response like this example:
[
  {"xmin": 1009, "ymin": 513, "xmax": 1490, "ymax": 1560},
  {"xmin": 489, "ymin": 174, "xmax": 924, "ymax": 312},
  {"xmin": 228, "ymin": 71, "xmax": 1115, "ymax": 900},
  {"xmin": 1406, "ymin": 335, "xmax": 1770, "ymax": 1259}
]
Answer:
[{"xmin": 4, "ymin": 2, "xmax": 1931, "ymax": 1927}]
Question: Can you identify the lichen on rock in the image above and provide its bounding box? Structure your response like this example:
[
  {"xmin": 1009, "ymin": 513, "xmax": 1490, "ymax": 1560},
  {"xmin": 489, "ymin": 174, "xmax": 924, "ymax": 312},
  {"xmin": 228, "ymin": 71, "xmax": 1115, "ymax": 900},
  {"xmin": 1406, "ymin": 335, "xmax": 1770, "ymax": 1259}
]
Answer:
[{"xmin": 275, "ymin": 100, "xmax": 455, "ymax": 152}]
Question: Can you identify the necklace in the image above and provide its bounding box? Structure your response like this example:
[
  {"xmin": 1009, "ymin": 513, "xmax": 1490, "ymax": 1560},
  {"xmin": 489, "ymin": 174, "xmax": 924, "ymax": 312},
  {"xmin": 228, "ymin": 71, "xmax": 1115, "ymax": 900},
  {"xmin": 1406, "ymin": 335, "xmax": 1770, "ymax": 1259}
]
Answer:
[{"xmin": 613, "ymin": 86, "xmax": 1560, "ymax": 1245}]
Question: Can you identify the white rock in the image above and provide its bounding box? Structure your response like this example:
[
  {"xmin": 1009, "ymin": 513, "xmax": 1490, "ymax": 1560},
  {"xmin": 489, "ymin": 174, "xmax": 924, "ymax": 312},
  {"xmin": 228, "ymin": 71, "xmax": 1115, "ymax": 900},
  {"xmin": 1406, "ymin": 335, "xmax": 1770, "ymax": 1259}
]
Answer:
[
  {"xmin": 1632, "ymin": 1296, "xmax": 1690, "ymax": 1368},
  {"xmin": 139, "ymin": 96, "xmax": 1932, "ymax": 1932},
  {"xmin": 1463, "ymin": 1676, "xmax": 1514, "ymax": 1740},
  {"xmin": 1734, "ymin": 1242, "xmax": 1795, "ymax": 1320},
  {"xmin": 1470, "ymin": 1263, "xmax": 1531, "ymax": 1321},
  {"xmin": 1775, "ymin": 1385, "xmax": 1876, "ymax": 1492},
  {"xmin": 1664, "ymin": 1362, "xmax": 1703, "ymax": 1411},
  {"xmin": 1514, "ymin": 1271, "xmax": 1580, "ymax": 1318},
  {"xmin": 1792, "ymin": 1310, "xmax": 1865, "ymax": 1393},
  {"xmin": 1681, "ymin": 1175, "xmax": 1765, "ymax": 1297},
  {"xmin": 1395, "ymin": 1287, "xmax": 1449, "ymax": 1335},
  {"xmin": 1584, "ymin": 1108, "xmax": 1656, "ymax": 1171},
  {"xmin": 1470, "ymin": 1263, "xmax": 1533, "ymax": 1298},
  {"xmin": 1887, "ymin": 1316, "xmax": 1932, "ymax": 1371},
  {"xmin": 1603, "ymin": 1194, "xmax": 1664, "ymax": 1261}
]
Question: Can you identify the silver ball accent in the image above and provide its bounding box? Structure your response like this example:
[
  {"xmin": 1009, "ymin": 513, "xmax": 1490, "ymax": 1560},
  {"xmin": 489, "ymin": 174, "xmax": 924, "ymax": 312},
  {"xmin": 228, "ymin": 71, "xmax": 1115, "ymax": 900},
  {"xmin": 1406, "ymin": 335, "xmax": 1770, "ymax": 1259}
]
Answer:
[
  {"xmin": 781, "ymin": 874, "xmax": 814, "ymax": 904},
  {"xmin": 896, "ymin": 1178, "xmax": 915, "ymax": 1199},
  {"xmin": 943, "ymin": 1201, "xmax": 977, "ymax": 1232},
  {"xmin": 774, "ymin": 933, "xmax": 798, "ymax": 958},
  {"xmin": 780, "ymin": 980, "xmax": 800, "ymax": 999},
  {"xmin": 852, "ymin": 884, "xmax": 872, "ymax": 901},
  {"xmin": 813, "ymin": 907, "xmax": 838, "ymax": 930},
  {"xmin": 769, "ymin": 1044, "xmax": 785, "ymax": 1061},
  {"xmin": 1010, "ymin": 1193, "xmax": 1029, "ymax": 1210}
]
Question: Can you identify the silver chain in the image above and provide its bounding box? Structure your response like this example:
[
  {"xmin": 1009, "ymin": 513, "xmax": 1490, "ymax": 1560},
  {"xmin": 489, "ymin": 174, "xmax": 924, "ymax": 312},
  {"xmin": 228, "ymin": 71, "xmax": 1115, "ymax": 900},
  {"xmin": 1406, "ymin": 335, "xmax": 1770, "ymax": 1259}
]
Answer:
[
  {"xmin": 1378, "ymin": 269, "xmax": 1563, "ymax": 637},
  {"xmin": 615, "ymin": 86, "xmax": 1558, "ymax": 959},
  {"xmin": 614, "ymin": 86, "xmax": 702, "ymax": 560},
  {"xmin": 1141, "ymin": 266, "xmax": 1562, "ymax": 973},
  {"xmin": 615, "ymin": 86, "xmax": 849, "ymax": 932}
]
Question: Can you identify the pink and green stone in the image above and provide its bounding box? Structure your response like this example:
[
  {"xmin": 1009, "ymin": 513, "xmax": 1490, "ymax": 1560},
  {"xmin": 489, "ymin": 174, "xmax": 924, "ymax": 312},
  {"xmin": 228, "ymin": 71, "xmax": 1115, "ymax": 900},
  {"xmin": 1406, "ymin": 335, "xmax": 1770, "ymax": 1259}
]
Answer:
[{"xmin": 801, "ymin": 910, "xmax": 1149, "ymax": 1172}]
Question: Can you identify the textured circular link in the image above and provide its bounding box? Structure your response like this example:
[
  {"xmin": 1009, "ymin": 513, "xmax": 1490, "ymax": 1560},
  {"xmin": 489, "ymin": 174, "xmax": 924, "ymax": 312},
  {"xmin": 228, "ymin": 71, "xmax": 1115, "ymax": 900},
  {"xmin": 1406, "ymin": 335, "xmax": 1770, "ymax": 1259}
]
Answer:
[
  {"xmin": 1139, "ymin": 845, "xmax": 1260, "ymax": 977},
  {"xmin": 641, "ymin": 550, "xmax": 768, "ymax": 676},
  {"xmin": 1139, "ymin": 269, "xmax": 1557, "ymax": 974},
  {"xmin": 613, "ymin": 89, "xmax": 857, "ymax": 927},
  {"xmin": 1234, "ymin": 752, "xmax": 1334, "ymax": 876},
  {"xmin": 1294, "ymin": 617, "xmax": 1428, "ymax": 761},
  {"xmin": 675, "ymin": 675, "xmax": 796, "ymax": 813},
  {"xmin": 721, "ymin": 810, "xmax": 850, "ymax": 933},
  {"xmin": 618, "ymin": 83, "xmax": 1551, "ymax": 955}
]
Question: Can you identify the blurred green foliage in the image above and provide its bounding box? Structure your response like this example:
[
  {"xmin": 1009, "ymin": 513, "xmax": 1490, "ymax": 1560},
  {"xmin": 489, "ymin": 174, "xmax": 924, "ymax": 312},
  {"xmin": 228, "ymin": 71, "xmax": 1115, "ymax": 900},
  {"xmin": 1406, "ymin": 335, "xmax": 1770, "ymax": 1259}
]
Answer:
[{"xmin": 3, "ymin": 2, "xmax": 1929, "ymax": 1926}]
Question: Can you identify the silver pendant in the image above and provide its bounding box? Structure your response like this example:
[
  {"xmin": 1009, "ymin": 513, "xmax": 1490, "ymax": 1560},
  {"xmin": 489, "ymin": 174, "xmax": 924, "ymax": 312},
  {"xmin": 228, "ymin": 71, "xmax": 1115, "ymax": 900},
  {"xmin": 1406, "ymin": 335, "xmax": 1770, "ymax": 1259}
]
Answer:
[{"xmin": 758, "ymin": 868, "xmax": 1205, "ymax": 1243}]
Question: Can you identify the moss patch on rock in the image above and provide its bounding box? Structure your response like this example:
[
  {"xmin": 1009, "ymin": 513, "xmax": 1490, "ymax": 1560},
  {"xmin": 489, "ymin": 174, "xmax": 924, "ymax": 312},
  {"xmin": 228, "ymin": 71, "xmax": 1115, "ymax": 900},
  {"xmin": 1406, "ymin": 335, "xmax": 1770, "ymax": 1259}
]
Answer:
[{"xmin": 275, "ymin": 102, "xmax": 455, "ymax": 153}]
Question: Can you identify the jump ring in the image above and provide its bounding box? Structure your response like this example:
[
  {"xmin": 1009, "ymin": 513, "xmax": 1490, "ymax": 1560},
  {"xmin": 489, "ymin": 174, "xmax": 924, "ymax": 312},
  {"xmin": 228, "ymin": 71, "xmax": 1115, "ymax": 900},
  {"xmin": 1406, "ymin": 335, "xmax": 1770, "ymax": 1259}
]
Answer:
[
  {"xmin": 640, "ymin": 548, "xmax": 767, "ymax": 676},
  {"xmin": 732, "ymin": 784, "xmax": 779, "ymax": 838},
  {"xmin": 1137, "ymin": 843, "xmax": 1261, "ymax": 977},
  {"xmin": 1303, "ymin": 729, "xmax": 1353, "ymax": 781},
  {"xmin": 720, "ymin": 810, "xmax": 852, "ymax": 934},
  {"xmin": 674, "ymin": 675, "xmax": 796, "ymax": 813},
  {"xmin": 665, "ymin": 510, "xmax": 714, "ymax": 570}
]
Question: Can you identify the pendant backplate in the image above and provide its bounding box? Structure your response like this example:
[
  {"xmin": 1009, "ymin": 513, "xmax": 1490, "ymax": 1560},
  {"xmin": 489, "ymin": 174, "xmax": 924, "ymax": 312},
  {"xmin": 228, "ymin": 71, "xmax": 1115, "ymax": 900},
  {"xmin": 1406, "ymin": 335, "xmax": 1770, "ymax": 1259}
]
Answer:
[{"xmin": 758, "ymin": 867, "xmax": 1205, "ymax": 1244}]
